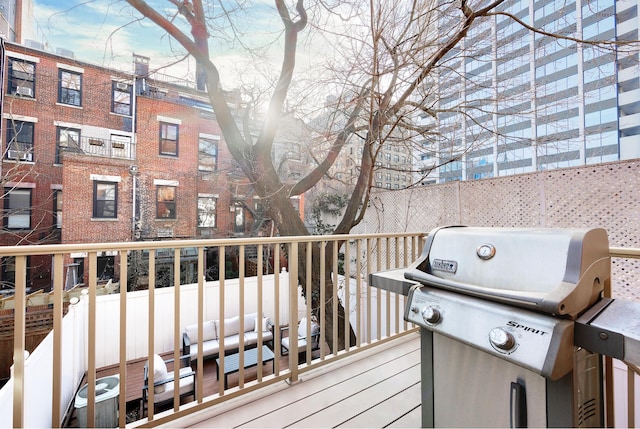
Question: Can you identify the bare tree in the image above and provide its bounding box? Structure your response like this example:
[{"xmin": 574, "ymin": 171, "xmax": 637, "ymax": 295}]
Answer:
[{"xmin": 121, "ymin": 0, "xmax": 631, "ymax": 351}]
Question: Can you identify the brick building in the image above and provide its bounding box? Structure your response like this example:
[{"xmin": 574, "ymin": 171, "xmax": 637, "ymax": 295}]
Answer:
[{"xmin": 0, "ymin": 41, "xmax": 262, "ymax": 292}]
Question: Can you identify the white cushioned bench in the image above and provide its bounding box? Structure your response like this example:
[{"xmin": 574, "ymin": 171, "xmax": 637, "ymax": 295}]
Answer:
[{"xmin": 182, "ymin": 312, "xmax": 273, "ymax": 362}]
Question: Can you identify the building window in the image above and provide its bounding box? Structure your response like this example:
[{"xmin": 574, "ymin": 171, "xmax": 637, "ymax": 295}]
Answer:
[
  {"xmin": 159, "ymin": 123, "xmax": 178, "ymax": 156},
  {"xmin": 1, "ymin": 257, "xmax": 16, "ymax": 286},
  {"xmin": 234, "ymin": 202, "xmax": 245, "ymax": 233},
  {"xmin": 288, "ymin": 143, "xmax": 301, "ymax": 161},
  {"xmin": 56, "ymin": 127, "xmax": 80, "ymax": 164},
  {"xmin": 198, "ymin": 196, "xmax": 217, "ymax": 228},
  {"xmin": 8, "ymin": 59, "xmax": 35, "ymax": 97},
  {"xmin": 6, "ymin": 120, "xmax": 34, "ymax": 161},
  {"xmin": 4, "ymin": 188, "xmax": 31, "ymax": 229},
  {"xmin": 97, "ymin": 255, "xmax": 114, "ymax": 280},
  {"xmin": 93, "ymin": 181, "xmax": 117, "ymax": 218},
  {"xmin": 58, "ymin": 69, "xmax": 82, "ymax": 106},
  {"xmin": 157, "ymin": 186, "xmax": 176, "ymax": 218},
  {"xmin": 54, "ymin": 190, "xmax": 62, "ymax": 229},
  {"xmin": 73, "ymin": 257, "xmax": 85, "ymax": 284},
  {"xmin": 112, "ymin": 81, "xmax": 132, "ymax": 115},
  {"xmin": 1, "ymin": 256, "xmax": 30, "ymax": 287},
  {"xmin": 198, "ymin": 137, "xmax": 218, "ymax": 171}
]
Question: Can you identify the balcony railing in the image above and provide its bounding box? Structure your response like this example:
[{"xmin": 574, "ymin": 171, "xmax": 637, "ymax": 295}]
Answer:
[
  {"xmin": 0, "ymin": 233, "xmax": 425, "ymax": 428},
  {"xmin": 62, "ymin": 136, "xmax": 136, "ymax": 160},
  {"xmin": 0, "ymin": 234, "xmax": 638, "ymax": 427}
]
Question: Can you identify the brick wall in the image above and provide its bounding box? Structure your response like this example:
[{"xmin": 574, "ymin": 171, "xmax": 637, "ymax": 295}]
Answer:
[
  {"xmin": 0, "ymin": 43, "xmax": 258, "ymax": 291},
  {"xmin": 61, "ymin": 154, "xmax": 133, "ymax": 244}
]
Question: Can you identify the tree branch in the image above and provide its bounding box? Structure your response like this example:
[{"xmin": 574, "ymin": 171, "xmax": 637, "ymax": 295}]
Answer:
[
  {"xmin": 256, "ymin": 0, "xmax": 308, "ymax": 160},
  {"xmin": 291, "ymin": 87, "xmax": 368, "ymax": 195}
]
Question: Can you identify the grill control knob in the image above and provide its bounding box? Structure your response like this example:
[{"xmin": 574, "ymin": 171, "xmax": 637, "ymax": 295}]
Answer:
[
  {"xmin": 422, "ymin": 306, "xmax": 441, "ymax": 325},
  {"xmin": 489, "ymin": 327, "xmax": 516, "ymax": 351}
]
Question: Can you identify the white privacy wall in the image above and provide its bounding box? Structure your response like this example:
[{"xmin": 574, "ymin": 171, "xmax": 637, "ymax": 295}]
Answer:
[
  {"xmin": 0, "ymin": 271, "xmax": 303, "ymax": 428},
  {"xmin": 94, "ymin": 271, "xmax": 302, "ymax": 367},
  {"xmin": 0, "ymin": 300, "xmax": 86, "ymax": 428}
]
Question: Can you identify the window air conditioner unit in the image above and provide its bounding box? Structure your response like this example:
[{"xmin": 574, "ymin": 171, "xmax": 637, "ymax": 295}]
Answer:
[
  {"xmin": 15, "ymin": 86, "xmax": 33, "ymax": 97},
  {"xmin": 116, "ymin": 82, "xmax": 128, "ymax": 91},
  {"xmin": 7, "ymin": 150, "xmax": 32, "ymax": 161}
]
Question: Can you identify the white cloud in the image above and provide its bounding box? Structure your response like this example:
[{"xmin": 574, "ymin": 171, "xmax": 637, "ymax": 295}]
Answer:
[{"xmin": 31, "ymin": 0, "xmax": 340, "ymax": 91}]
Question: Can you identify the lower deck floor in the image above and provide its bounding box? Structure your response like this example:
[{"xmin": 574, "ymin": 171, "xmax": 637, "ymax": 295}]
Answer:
[{"xmin": 173, "ymin": 333, "xmax": 421, "ymax": 428}]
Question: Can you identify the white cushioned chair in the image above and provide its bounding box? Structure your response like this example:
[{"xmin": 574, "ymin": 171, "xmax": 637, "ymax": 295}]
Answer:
[
  {"xmin": 141, "ymin": 353, "xmax": 195, "ymax": 415},
  {"xmin": 280, "ymin": 317, "xmax": 320, "ymax": 359}
]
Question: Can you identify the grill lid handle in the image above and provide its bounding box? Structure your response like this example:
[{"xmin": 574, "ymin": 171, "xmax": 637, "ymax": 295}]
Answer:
[
  {"xmin": 405, "ymin": 269, "xmax": 544, "ymax": 308},
  {"xmin": 405, "ymin": 255, "xmax": 610, "ymax": 319}
]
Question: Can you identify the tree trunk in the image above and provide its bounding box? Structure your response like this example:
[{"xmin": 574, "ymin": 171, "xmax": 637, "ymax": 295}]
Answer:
[{"xmin": 267, "ymin": 190, "xmax": 356, "ymax": 352}]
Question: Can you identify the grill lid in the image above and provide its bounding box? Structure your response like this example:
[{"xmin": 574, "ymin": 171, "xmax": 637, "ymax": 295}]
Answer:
[{"xmin": 404, "ymin": 226, "xmax": 610, "ymax": 319}]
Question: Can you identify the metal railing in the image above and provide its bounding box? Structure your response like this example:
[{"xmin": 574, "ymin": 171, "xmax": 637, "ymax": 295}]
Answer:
[
  {"xmin": 1, "ymin": 232, "xmax": 424, "ymax": 428},
  {"xmin": 608, "ymin": 247, "xmax": 640, "ymax": 428},
  {"xmin": 2, "ymin": 236, "xmax": 638, "ymax": 428},
  {"xmin": 62, "ymin": 136, "xmax": 136, "ymax": 160}
]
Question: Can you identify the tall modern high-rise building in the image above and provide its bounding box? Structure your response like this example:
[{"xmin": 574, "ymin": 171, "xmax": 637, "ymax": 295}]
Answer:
[
  {"xmin": 417, "ymin": 0, "xmax": 638, "ymax": 184},
  {"xmin": 0, "ymin": 0, "xmax": 32, "ymax": 43}
]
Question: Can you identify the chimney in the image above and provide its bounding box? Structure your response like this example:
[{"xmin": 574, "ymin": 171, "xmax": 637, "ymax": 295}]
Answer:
[{"xmin": 133, "ymin": 53, "xmax": 150, "ymax": 77}]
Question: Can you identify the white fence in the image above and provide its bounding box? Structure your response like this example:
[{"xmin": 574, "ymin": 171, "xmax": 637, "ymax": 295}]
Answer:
[
  {"xmin": 0, "ymin": 301, "xmax": 86, "ymax": 428},
  {"xmin": 94, "ymin": 271, "xmax": 299, "ymax": 366},
  {"xmin": 0, "ymin": 271, "xmax": 301, "ymax": 428}
]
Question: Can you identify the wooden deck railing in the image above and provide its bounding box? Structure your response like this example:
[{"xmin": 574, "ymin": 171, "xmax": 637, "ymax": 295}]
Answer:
[
  {"xmin": 1, "ymin": 236, "xmax": 639, "ymax": 428},
  {"xmin": 0, "ymin": 233, "xmax": 424, "ymax": 428},
  {"xmin": 608, "ymin": 247, "xmax": 640, "ymax": 428}
]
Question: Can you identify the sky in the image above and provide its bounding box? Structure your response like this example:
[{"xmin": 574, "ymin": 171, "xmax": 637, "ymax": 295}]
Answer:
[
  {"xmin": 29, "ymin": 0, "xmax": 287, "ymax": 88},
  {"xmin": 27, "ymin": 0, "xmax": 354, "ymax": 114}
]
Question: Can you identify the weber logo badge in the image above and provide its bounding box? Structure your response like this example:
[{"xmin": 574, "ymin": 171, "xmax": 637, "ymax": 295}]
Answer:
[{"xmin": 432, "ymin": 259, "xmax": 457, "ymax": 273}]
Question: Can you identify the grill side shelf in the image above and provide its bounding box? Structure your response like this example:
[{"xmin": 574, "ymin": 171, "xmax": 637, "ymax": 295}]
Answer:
[
  {"xmin": 369, "ymin": 268, "xmax": 420, "ymax": 297},
  {"xmin": 575, "ymin": 298, "xmax": 640, "ymax": 366}
]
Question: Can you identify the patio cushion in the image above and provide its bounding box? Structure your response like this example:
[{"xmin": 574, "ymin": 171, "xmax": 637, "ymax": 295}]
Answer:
[
  {"xmin": 189, "ymin": 339, "xmax": 220, "ymax": 358},
  {"xmin": 297, "ymin": 317, "xmax": 320, "ymax": 338},
  {"xmin": 185, "ymin": 320, "xmax": 217, "ymax": 343},
  {"xmin": 222, "ymin": 333, "xmax": 242, "ymax": 350},
  {"xmin": 153, "ymin": 354, "xmax": 168, "ymax": 393},
  {"xmin": 244, "ymin": 312, "xmax": 257, "ymax": 331},
  {"xmin": 254, "ymin": 316, "xmax": 269, "ymax": 333},
  {"xmin": 282, "ymin": 336, "xmax": 312, "ymax": 351},
  {"xmin": 217, "ymin": 316, "xmax": 241, "ymax": 337},
  {"xmin": 244, "ymin": 328, "xmax": 273, "ymax": 345},
  {"xmin": 153, "ymin": 367, "xmax": 194, "ymax": 403},
  {"xmin": 297, "ymin": 318, "xmax": 308, "ymax": 338}
]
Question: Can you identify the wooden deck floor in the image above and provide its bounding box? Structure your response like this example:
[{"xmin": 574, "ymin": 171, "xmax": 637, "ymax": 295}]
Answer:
[
  {"xmin": 92, "ymin": 347, "xmax": 289, "ymax": 405},
  {"xmin": 68, "ymin": 341, "xmax": 290, "ymax": 426},
  {"xmin": 172, "ymin": 332, "xmax": 421, "ymax": 428},
  {"xmin": 69, "ymin": 333, "xmax": 420, "ymax": 427}
]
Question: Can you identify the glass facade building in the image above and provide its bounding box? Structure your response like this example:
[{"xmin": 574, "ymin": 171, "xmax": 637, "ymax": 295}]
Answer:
[{"xmin": 419, "ymin": 0, "xmax": 639, "ymax": 183}]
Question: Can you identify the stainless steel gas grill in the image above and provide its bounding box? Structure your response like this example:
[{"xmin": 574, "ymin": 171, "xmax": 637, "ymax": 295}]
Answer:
[{"xmin": 370, "ymin": 226, "xmax": 640, "ymax": 428}]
